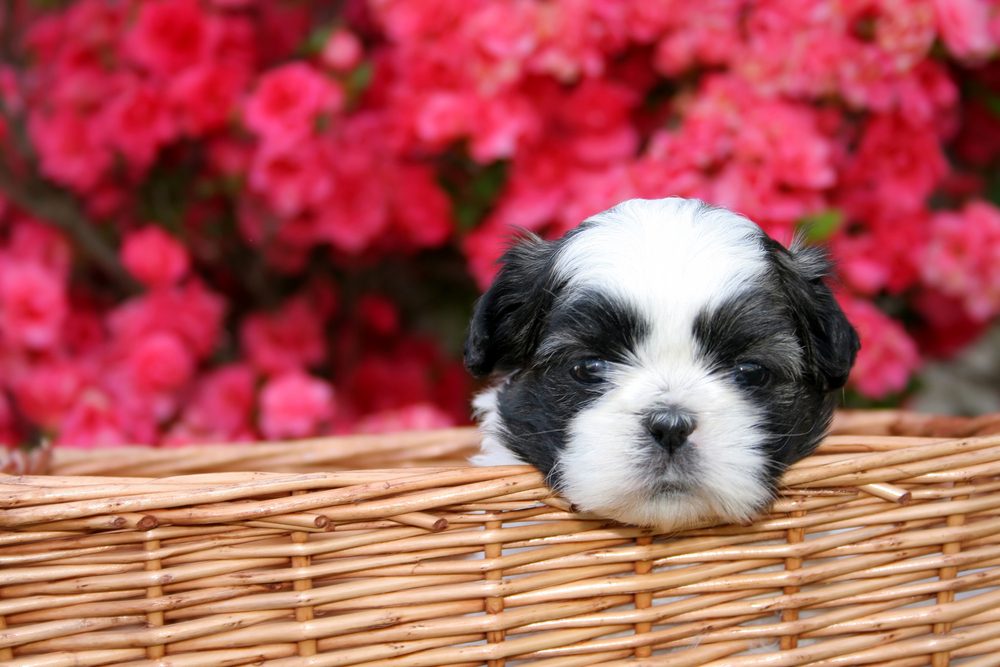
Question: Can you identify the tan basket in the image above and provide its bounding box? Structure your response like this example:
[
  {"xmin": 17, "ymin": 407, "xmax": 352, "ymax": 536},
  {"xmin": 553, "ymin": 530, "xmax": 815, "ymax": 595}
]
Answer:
[{"xmin": 2, "ymin": 410, "xmax": 1000, "ymax": 666}]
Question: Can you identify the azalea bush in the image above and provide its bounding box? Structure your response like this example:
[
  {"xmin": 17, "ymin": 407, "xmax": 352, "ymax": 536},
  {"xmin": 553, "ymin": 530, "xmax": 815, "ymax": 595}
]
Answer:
[{"xmin": 0, "ymin": 0, "xmax": 999, "ymax": 448}]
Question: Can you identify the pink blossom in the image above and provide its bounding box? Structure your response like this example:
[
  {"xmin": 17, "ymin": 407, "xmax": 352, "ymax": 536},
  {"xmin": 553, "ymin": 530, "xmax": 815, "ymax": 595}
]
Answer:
[
  {"xmin": 13, "ymin": 361, "xmax": 87, "ymax": 429},
  {"xmin": 259, "ymin": 372, "xmax": 334, "ymax": 439},
  {"xmin": 467, "ymin": 92, "xmax": 541, "ymax": 162},
  {"xmin": 387, "ymin": 164, "xmax": 453, "ymax": 248},
  {"xmin": 109, "ymin": 282, "xmax": 225, "ymax": 359},
  {"xmin": 180, "ymin": 364, "xmax": 256, "ymax": 436},
  {"xmin": 100, "ymin": 82, "xmax": 178, "ymax": 173},
  {"xmin": 249, "ymin": 140, "xmax": 333, "ymax": 218},
  {"xmin": 8, "ymin": 219, "xmax": 72, "ymax": 280},
  {"xmin": 921, "ymin": 201, "xmax": 1000, "ymax": 320},
  {"xmin": 322, "ymin": 29, "xmax": 363, "ymax": 71},
  {"xmin": 0, "ymin": 261, "xmax": 67, "ymax": 350},
  {"xmin": 839, "ymin": 296, "xmax": 920, "ymax": 398},
  {"xmin": 934, "ymin": 0, "xmax": 996, "ymax": 60},
  {"xmin": 370, "ymin": 0, "xmax": 468, "ymax": 42},
  {"xmin": 241, "ymin": 297, "xmax": 327, "ymax": 375},
  {"xmin": 127, "ymin": 0, "xmax": 210, "ymax": 75},
  {"xmin": 29, "ymin": 110, "xmax": 111, "ymax": 192},
  {"xmin": 837, "ymin": 114, "xmax": 947, "ymax": 221},
  {"xmin": 355, "ymin": 403, "xmax": 454, "ymax": 434},
  {"xmin": 126, "ymin": 332, "xmax": 195, "ymax": 394},
  {"xmin": 344, "ymin": 348, "xmax": 435, "ymax": 415},
  {"xmin": 414, "ymin": 91, "xmax": 474, "ymax": 147},
  {"xmin": 244, "ymin": 63, "xmax": 344, "ymax": 146},
  {"xmin": 833, "ymin": 212, "xmax": 932, "ymax": 295},
  {"xmin": 121, "ymin": 227, "xmax": 191, "ymax": 288},
  {"xmin": 57, "ymin": 391, "xmax": 128, "ymax": 448},
  {"xmin": 653, "ymin": 0, "xmax": 743, "ymax": 75},
  {"xmin": 169, "ymin": 63, "xmax": 245, "ymax": 135},
  {"xmin": 913, "ymin": 289, "xmax": 991, "ymax": 358},
  {"xmin": 309, "ymin": 136, "xmax": 389, "ymax": 254}
]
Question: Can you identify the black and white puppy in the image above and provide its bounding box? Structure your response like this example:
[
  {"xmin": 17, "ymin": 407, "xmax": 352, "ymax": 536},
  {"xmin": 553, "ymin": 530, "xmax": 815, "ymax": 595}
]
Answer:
[{"xmin": 465, "ymin": 197, "xmax": 859, "ymax": 530}]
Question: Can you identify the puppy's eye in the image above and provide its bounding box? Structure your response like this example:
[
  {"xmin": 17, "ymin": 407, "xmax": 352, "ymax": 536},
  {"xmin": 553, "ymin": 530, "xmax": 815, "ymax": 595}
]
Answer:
[
  {"xmin": 570, "ymin": 358, "xmax": 610, "ymax": 384},
  {"xmin": 734, "ymin": 362, "xmax": 771, "ymax": 388}
]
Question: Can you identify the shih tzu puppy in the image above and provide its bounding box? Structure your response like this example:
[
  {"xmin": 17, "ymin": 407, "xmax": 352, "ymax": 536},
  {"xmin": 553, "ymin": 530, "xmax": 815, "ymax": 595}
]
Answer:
[{"xmin": 465, "ymin": 197, "xmax": 859, "ymax": 530}]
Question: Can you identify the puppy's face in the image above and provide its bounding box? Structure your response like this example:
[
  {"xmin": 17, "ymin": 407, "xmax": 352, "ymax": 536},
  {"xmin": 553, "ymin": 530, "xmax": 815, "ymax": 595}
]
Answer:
[{"xmin": 466, "ymin": 198, "xmax": 859, "ymax": 530}]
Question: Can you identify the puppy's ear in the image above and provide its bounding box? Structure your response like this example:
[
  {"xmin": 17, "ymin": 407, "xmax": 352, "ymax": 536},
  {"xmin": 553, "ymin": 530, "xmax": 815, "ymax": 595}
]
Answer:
[
  {"xmin": 465, "ymin": 233, "xmax": 560, "ymax": 378},
  {"xmin": 770, "ymin": 241, "xmax": 860, "ymax": 392}
]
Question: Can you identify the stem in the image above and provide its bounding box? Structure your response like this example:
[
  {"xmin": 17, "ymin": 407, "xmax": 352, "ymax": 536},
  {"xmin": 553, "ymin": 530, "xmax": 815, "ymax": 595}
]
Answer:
[{"xmin": 0, "ymin": 158, "xmax": 141, "ymax": 294}]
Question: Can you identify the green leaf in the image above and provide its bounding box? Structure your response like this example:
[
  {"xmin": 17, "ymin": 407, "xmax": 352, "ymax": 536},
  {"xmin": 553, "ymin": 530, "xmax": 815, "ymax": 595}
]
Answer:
[{"xmin": 797, "ymin": 209, "xmax": 844, "ymax": 243}]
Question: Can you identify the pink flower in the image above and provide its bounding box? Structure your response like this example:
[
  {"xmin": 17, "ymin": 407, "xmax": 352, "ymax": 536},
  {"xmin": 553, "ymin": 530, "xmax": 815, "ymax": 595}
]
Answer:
[
  {"xmin": 913, "ymin": 289, "xmax": 991, "ymax": 358},
  {"xmin": 259, "ymin": 372, "xmax": 334, "ymax": 439},
  {"xmin": 310, "ymin": 157, "xmax": 389, "ymax": 254},
  {"xmin": 249, "ymin": 140, "xmax": 333, "ymax": 218},
  {"xmin": 0, "ymin": 261, "xmax": 67, "ymax": 350},
  {"xmin": 109, "ymin": 282, "xmax": 225, "ymax": 359},
  {"xmin": 29, "ymin": 110, "xmax": 111, "ymax": 192},
  {"xmin": 127, "ymin": 0, "xmax": 210, "ymax": 75},
  {"xmin": 57, "ymin": 391, "xmax": 128, "ymax": 448},
  {"xmin": 321, "ymin": 28, "xmax": 363, "ymax": 71},
  {"xmin": 832, "ymin": 211, "xmax": 932, "ymax": 295},
  {"xmin": 934, "ymin": 0, "xmax": 996, "ymax": 61},
  {"xmin": 241, "ymin": 297, "xmax": 327, "ymax": 375},
  {"xmin": 838, "ymin": 114, "xmax": 948, "ymax": 221},
  {"xmin": 839, "ymin": 296, "xmax": 920, "ymax": 398},
  {"xmin": 921, "ymin": 201, "xmax": 1000, "ymax": 321},
  {"xmin": 180, "ymin": 364, "xmax": 256, "ymax": 436},
  {"xmin": 100, "ymin": 82, "xmax": 177, "ymax": 173},
  {"xmin": 121, "ymin": 226, "xmax": 191, "ymax": 288},
  {"xmin": 387, "ymin": 164, "xmax": 453, "ymax": 248},
  {"xmin": 652, "ymin": 0, "xmax": 742, "ymax": 75},
  {"xmin": 355, "ymin": 403, "xmax": 454, "ymax": 434},
  {"xmin": 126, "ymin": 331, "xmax": 196, "ymax": 394},
  {"xmin": 8, "ymin": 219, "xmax": 72, "ymax": 280},
  {"xmin": 244, "ymin": 63, "xmax": 344, "ymax": 146},
  {"xmin": 13, "ymin": 361, "xmax": 87, "ymax": 429},
  {"xmin": 169, "ymin": 63, "xmax": 245, "ymax": 135}
]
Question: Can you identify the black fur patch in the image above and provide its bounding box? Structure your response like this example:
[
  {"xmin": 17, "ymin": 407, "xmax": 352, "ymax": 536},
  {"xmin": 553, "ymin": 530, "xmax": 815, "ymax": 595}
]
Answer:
[{"xmin": 493, "ymin": 290, "xmax": 650, "ymax": 486}]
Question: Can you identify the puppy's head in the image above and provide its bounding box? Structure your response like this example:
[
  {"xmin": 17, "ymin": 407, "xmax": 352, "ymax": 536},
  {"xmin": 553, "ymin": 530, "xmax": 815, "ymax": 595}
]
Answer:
[{"xmin": 466, "ymin": 198, "xmax": 859, "ymax": 529}]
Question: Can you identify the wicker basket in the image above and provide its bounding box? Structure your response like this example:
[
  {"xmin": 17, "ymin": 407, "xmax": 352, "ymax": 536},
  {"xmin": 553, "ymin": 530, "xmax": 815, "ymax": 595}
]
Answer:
[{"xmin": 2, "ymin": 411, "xmax": 1000, "ymax": 666}]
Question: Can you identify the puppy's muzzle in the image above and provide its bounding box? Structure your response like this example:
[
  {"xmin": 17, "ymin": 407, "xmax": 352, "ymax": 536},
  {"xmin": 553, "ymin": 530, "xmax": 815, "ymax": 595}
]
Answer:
[{"xmin": 643, "ymin": 407, "xmax": 696, "ymax": 454}]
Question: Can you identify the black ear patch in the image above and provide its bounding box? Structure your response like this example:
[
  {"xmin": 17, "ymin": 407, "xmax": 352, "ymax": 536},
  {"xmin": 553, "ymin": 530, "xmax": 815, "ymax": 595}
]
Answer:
[
  {"xmin": 464, "ymin": 233, "xmax": 563, "ymax": 377},
  {"xmin": 767, "ymin": 240, "xmax": 860, "ymax": 392}
]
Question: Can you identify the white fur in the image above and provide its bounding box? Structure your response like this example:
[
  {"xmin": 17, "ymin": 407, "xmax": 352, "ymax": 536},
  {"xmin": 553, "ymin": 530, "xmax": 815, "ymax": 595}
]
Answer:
[
  {"xmin": 472, "ymin": 197, "xmax": 778, "ymax": 529},
  {"xmin": 469, "ymin": 384, "xmax": 525, "ymax": 466},
  {"xmin": 555, "ymin": 198, "xmax": 766, "ymax": 319}
]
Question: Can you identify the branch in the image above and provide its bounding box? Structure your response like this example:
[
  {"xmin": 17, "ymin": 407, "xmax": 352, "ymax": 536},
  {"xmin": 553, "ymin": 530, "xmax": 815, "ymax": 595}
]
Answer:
[
  {"xmin": 0, "ymin": 159, "xmax": 142, "ymax": 295},
  {"xmin": 0, "ymin": 87, "xmax": 141, "ymax": 295}
]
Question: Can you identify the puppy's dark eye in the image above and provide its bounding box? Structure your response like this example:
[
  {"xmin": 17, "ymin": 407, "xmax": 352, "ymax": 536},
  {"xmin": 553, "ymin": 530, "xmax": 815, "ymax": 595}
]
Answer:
[
  {"xmin": 734, "ymin": 361, "xmax": 771, "ymax": 388},
  {"xmin": 570, "ymin": 358, "xmax": 610, "ymax": 384}
]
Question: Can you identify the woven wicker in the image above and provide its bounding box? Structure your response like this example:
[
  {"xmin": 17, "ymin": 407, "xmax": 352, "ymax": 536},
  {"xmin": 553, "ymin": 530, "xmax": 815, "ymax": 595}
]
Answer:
[{"xmin": 2, "ymin": 410, "xmax": 1000, "ymax": 666}]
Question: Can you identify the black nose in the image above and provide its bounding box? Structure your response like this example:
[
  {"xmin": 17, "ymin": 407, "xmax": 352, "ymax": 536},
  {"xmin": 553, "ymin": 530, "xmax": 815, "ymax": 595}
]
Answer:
[{"xmin": 644, "ymin": 408, "xmax": 696, "ymax": 454}]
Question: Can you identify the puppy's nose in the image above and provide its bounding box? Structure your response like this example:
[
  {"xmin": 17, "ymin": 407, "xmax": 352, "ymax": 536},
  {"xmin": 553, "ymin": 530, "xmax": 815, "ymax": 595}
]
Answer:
[{"xmin": 644, "ymin": 408, "xmax": 696, "ymax": 454}]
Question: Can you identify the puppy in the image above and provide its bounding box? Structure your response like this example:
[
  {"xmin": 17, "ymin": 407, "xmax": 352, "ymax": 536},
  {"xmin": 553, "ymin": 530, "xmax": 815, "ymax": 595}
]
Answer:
[{"xmin": 465, "ymin": 197, "xmax": 859, "ymax": 530}]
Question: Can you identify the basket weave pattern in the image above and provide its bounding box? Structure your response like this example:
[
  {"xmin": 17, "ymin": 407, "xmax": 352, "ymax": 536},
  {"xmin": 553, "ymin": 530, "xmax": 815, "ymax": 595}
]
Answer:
[{"xmin": 2, "ymin": 411, "xmax": 1000, "ymax": 666}]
